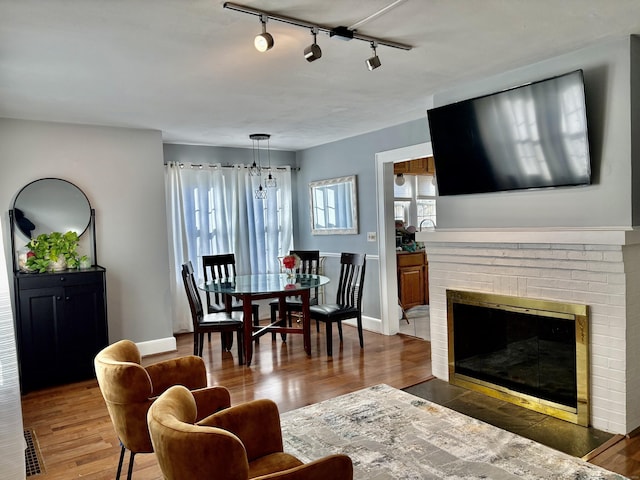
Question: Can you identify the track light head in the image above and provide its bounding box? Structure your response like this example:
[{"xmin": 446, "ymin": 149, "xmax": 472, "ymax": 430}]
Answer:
[
  {"xmin": 255, "ymin": 15, "xmax": 274, "ymax": 52},
  {"xmin": 366, "ymin": 41, "xmax": 381, "ymax": 70},
  {"xmin": 304, "ymin": 28, "xmax": 322, "ymax": 62}
]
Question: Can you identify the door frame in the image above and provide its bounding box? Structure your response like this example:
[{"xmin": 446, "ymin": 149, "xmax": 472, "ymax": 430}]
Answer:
[{"xmin": 375, "ymin": 142, "xmax": 432, "ymax": 335}]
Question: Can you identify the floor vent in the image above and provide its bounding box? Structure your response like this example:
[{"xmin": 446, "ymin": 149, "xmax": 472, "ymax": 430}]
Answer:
[{"xmin": 24, "ymin": 429, "xmax": 45, "ymax": 477}]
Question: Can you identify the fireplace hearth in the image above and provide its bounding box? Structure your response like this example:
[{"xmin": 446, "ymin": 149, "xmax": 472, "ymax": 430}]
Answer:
[{"xmin": 447, "ymin": 290, "xmax": 589, "ymax": 426}]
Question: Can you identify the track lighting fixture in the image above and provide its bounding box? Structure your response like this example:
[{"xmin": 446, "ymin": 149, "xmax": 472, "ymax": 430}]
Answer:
[
  {"xmin": 254, "ymin": 15, "xmax": 274, "ymax": 52},
  {"xmin": 223, "ymin": 2, "xmax": 411, "ymax": 67},
  {"xmin": 304, "ymin": 27, "xmax": 322, "ymax": 62},
  {"xmin": 366, "ymin": 42, "xmax": 381, "ymax": 71}
]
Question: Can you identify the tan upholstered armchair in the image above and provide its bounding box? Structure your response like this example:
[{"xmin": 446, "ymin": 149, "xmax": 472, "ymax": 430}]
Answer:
[
  {"xmin": 148, "ymin": 385, "xmax": 354, "ymax": 480},
  {"xmin": 94, "ymin": 340, "xmax": 231, "ymax": 480}
]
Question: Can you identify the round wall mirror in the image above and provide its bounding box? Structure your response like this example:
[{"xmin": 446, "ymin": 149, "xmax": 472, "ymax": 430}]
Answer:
[{"xmin": 13, "ymin": 178, "xmax": 92, "ymax": 238}]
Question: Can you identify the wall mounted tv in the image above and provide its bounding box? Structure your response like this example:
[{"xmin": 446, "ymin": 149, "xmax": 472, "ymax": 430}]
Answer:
[{"xmin": 427, "ymin": 70, "xmax": 592, "ymax": 196}]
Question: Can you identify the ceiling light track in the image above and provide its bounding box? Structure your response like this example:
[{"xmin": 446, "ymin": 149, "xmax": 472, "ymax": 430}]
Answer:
[{"xmin": 223, "ymin": 2, "xmax": 412, "ymax": 52}]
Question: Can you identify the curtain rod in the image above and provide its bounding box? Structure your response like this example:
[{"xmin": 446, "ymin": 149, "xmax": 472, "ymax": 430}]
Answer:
[{"xmin": 166, "ymin": 162, "xmax": 299, "ymax": 171}]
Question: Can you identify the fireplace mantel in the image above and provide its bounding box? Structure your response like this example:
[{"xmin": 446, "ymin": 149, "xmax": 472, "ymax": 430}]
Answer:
[{"xmin": 416, "ymin": 227, "xmax": 640, "ymax": 246}]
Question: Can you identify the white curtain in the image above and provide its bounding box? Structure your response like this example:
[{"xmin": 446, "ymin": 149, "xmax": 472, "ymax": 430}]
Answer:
[
  {"xmin": 0, "ymin": 228, "xmax": 26, "ymax": 479},
  {"xmin": 165, "ymin": 163, "xmax": 293, "ymax": 333}
]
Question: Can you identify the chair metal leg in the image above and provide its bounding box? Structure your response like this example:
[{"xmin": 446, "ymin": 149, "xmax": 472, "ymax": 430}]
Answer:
[
  {"xmin": 116, "ymin": 443, "xmax": 126, "ymax": 479},
  {"xmin": 126, "ymin": 451, "xmax": 136, "ymax": 480}
]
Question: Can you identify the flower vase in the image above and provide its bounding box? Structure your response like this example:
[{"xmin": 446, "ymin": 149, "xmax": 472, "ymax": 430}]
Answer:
[
  {"xmin": 49, "ymin": 256, "xmax": 67, "ymax": 272},
  {"xmin": 285, "ymin": 268, "xmax": 296, "ymax": 280}
]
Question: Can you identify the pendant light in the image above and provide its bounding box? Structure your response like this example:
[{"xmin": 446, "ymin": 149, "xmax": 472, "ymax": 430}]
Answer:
[{"xmin": 250, "ymin": 133, "xmax": 270, "ymax": 199}]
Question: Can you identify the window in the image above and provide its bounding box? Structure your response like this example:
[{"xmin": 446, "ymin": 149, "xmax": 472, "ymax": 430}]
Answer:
[{"xmin": 394, "ymin": 173, "xmax": 436, "ymax": 229}]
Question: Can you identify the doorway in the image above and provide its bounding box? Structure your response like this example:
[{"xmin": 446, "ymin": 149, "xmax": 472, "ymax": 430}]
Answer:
[{"xmin": 375, "ymin": 142, "xmax": 432, "ymax": 337}]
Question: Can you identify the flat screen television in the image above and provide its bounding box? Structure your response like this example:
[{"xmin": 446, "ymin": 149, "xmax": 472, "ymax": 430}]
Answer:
[{"xmin": 427, "ymin": 70, "xmax": 592, "ymax": 196}]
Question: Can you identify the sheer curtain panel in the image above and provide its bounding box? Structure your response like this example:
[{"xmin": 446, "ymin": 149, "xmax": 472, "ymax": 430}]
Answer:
[{"xmin": 166, "ymin": 163, "xmax": 293, "ymax": 333}]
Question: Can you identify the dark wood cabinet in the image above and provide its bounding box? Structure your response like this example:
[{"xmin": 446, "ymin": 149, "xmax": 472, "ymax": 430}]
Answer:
[
  {"xmin": 397, "ymin": 251, "xmax": 429, "ymax": 309},
  {"xmin": 14, "ymin": 267, "xmax": 108, "ymax": 392}
]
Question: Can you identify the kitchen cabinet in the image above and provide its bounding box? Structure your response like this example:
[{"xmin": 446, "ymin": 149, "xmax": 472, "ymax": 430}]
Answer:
[
  {"xmin": 397, "ymin": 251, "xmax": 429, "ymax": 309},
  {"xmin": 14, "ymin": 267, "xmax": 108, "ymax": 392},
  {"xmin": 393, "ymin": 156, "xmax": 436, "ymax": 175}
]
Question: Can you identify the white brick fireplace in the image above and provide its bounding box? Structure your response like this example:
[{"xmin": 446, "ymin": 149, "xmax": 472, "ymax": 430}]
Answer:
[{"xmin": 417, "ymin": 228, "xmax": 640, "ymax": 435}]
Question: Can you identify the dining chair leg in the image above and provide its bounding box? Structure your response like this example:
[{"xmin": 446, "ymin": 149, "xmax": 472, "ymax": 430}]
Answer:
[
  {"xmin": 193, "ymin": 334, "xmax": 198, "ymax": 356},
  {"xmin": 357, "ymin": 315, "xmax": 364, "ymax": 348},
  {"xmin": 270, "ymin": 304, "xmax": 278, "ymax": 341},
  {"xmin": 198, "ymin": 334, "xmax": 205, "ymax": 357},
  {"xmin": 236, "ymin": 329, "xmax": 244, "ymax": 365},
  {"xmin": 325, "ymin": 321, "xmax": 333, "ymax": 356},
  {"xmin": 337, "ymin": 320, "xmax": 343, "ymax": 341}
]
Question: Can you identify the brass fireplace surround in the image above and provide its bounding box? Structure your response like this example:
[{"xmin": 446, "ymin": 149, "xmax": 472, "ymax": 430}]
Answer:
[{"xmin": 447, "ymin": 290, "xmax": 589, "ymax": 426}]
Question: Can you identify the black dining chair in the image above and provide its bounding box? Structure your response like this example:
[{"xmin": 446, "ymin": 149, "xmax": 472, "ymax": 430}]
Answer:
[
  {"xmin": 181, "ymin": 261, "xmax": 244, "ymax": 363},
  {"xmin": 202, "ymin": 254, "xmax": 260, "ymax": 341},
  {"xmin": 269, "ymin": 250, "xmax": 321, "ymax": 340},
  {"xmin": 309, "ymin": 252, "xmax": 366, "ymax": 356}
]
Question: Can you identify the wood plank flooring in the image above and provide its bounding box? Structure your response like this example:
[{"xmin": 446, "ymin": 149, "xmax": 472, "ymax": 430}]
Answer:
[
  {"xmin": 20, "ymin": 325, "xmax": 640, "ymax": 479},
  {"xmin": 21, "ymin": 325, "xmax": 431, "ymax": 479}
]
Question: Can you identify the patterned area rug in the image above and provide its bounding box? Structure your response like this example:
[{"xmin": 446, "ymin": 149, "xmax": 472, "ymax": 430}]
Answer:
[{"xmin": 280, "ymin": 384, "xmax": 627, "ymax": 479}]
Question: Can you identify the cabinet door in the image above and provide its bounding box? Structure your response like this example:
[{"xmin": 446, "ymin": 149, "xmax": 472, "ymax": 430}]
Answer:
[
  {"xmin": 58, "ymin": 282, "xmax": 107, "ymax": 383},
  {"xmin": 18, "ymin": 286, "xmax": 64, "ymax": 391},
  {"xmin": 399, "ymin": 265, "xmax": 424, "ymax": 309}
]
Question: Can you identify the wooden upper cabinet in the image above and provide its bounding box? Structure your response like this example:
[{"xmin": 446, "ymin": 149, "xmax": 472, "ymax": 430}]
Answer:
[{"xmin": 393, "ymin": 156, "xmax": 435, "ymax": 175}]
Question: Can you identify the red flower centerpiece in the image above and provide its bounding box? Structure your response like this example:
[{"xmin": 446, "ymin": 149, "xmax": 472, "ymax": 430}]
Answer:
[{"xmin": 282, "ymin": 254, "xmax": 301, "ymax": 280}]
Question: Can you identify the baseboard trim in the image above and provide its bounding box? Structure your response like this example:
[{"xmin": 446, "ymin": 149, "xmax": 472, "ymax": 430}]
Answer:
[
  {"xmin": 136, "ymin": 336, "xmax": 177, "ymax": 357},
  {"xmin": 344, "ymin": 315, "xmax": 382, "ymax": 334}
]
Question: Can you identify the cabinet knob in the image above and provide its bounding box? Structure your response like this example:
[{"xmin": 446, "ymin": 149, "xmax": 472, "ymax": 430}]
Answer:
[
  {"xmin": 56, "ymin": 296, "xmax": 62, "ymax": 301},
  {"xmin": 59, "ymin": 277, "xmax": 66, "ymax": 282},
  {"xmin": 65, "ymin": 296, "xmax": 71, "ymax": 301}
]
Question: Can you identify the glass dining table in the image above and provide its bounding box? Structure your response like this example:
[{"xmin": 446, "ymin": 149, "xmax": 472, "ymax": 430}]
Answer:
[{"xmin": 200, "ymin": 273, "xmax": 330, "ymax": 366}]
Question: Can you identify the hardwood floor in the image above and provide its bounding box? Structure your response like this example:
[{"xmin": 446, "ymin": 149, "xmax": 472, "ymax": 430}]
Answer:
[
  {"xmin": 21, "ymin": 325, "xmax": 431, "ymax": 479},
  {"xmin": 20, "ymin": 325, "xmax": 640, "ymax": 479}
]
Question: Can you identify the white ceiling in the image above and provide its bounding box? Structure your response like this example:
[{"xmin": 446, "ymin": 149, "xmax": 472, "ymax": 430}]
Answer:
[{"xmin": 3, "ymin": 0, "xmax": 640, "ymax": 150}]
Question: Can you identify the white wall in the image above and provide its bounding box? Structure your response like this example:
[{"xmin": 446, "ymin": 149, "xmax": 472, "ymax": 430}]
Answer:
[
  {"xmin": 0, "ymin": 119, "xmax": 173, "ymax": 346},
  {"xmin": 0, "ymin": 217, "xmax": 24, "ymax": 479}
]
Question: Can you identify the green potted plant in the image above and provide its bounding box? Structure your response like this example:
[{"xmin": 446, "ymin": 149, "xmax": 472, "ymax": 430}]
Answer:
[{"xmin": 24, "ymin": 231, "xmax": 80, "ymax": 273}]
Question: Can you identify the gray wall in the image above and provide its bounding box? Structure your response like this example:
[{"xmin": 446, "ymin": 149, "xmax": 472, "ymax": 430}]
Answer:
[
  {"xmin": 0, "ymin": 119, "xmax": 171, "ymax": 345},
  {"xmin": 433, "ymin": 36, "xmax": 636, "ymax": 229},
  {"xmin": 2, "ymin": 35, "xmax": 638, "ymax": 349},
  {"xmin": 295, "ymin": 119, "xmax": 429, "ymax": 318}
]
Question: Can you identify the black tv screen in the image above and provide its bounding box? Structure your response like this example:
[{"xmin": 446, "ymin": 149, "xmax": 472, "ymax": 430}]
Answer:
[{"xmin": 427, "ymin": 70, "xmax": 592, "ymax": 196}]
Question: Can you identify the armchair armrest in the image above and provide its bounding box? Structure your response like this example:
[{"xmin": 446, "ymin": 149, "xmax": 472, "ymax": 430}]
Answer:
[
  {"xmin": 255, "ymin": 454, "xmax": 353, "ymax": 480},
  {"xmin": 197, "ymin": 399, "xmax": 283, "ymax": 460},
  {"xmin": 145, "ymin": 355, "xmax": 207, "ymax": 395},
  {"xmin": 190, "ymin": 386, "xmax": 231, "ymax": 421}
]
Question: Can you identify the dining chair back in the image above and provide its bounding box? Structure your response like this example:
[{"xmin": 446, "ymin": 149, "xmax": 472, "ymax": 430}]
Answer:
[
  {"xmin": 309, "ymin": 252, "xmax": 366, "ymax": 356},
  {"xmin": 269, "ymin": 250, "xmax": 321, "ymax": 335},
  {"xmin": 181, "ymin": 261, "xmax": 244, "ymax": 363},
  {"xmin": 202, "ymin": 254, "xmax": 260, "ymax": 334}
]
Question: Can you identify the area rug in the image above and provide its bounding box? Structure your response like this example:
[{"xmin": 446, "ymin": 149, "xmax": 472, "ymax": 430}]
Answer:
[{"xmin": 280, "ymin": 384, "xmax": 627, "ymax": 479}]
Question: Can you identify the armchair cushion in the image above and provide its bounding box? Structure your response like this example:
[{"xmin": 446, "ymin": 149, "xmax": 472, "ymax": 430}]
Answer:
[
  {"xmin": 149, "ymin": 385, "xmax": 353, "ymax": 480},
  {"xmin": 94, "ymin": 339, "xmax": 224, "ymax": 455}
]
